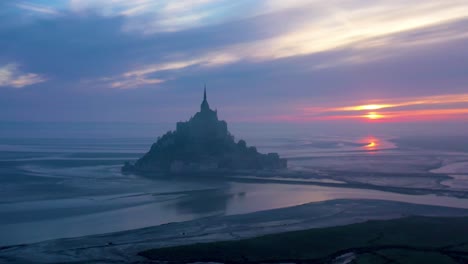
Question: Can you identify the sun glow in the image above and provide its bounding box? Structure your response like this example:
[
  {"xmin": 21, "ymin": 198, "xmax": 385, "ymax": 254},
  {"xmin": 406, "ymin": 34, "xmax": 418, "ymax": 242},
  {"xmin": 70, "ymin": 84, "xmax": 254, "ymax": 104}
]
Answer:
[
  {"xmin": 284, "ymin": 93, "xmax": 468, "ymax": 123},
  {"xmin": 364, "ymin": 112, "xmax": 384, "ymax": 120},
  {"xmin": 339, "ymin": 104, "xmax": 393, "ymax": 111},
  {"xmin": 326, "ymin": 94, "xmax": 468, "ymax": 115}
]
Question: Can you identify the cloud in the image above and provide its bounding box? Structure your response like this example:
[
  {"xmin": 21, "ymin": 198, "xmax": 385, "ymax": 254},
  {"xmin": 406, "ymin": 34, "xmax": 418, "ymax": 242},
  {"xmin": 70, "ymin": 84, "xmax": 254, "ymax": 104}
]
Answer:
[
  {"xmin": 0, "ymin": 64, "xmax": 47, "ymax": 88},
  {"xmin": 101, "ymin": 76, "xmax": 165, "ymax": 89},
  {"xmin": 1, "ymin": 1, "xmax": 468, "ymax": 123},
  {"xmin": 101, "ymin": 16, "xmax": 468, "ymax": 89},
  {"xmin": 96, "ymin": 0, "xmax": 468, "ymax": 89},
  {"xmin": 327, "ymin": 93, "xmax": 468, "ymax": 112},
  {"xmin": 192, "ymin": 1, "xmax": 468, "ymax": 62},
  {"xmin": 277, "ymin": 93, "xmax": 468, "ymax": 122},
  {"xmin": 97, "ymin": 52, "xmax": 240, "ymax": 89},
  {"xmin": 69, "ymin": 0, "xmax": 247, "ymax": 33},
  {"xmin": 16, "ymin": 2, "xmax": 60, "ymax": 15},
  {"xmin": 7, "ymin": 1, "xmax": 468, "ymax": 81}
]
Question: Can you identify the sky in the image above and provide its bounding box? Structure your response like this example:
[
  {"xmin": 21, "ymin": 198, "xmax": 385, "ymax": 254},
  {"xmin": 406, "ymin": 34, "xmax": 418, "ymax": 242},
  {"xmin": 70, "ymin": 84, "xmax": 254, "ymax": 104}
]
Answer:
[{"xmin": 1, "ymin": 0, "xmax": 468, "ymax": 127}]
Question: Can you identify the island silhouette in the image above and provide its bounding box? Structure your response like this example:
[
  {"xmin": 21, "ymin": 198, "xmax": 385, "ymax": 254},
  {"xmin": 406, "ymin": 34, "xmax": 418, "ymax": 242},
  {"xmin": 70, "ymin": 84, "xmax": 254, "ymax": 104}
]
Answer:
[{"xmin": 123, "ymin": 87, "xmax": 287, "ymax": 174}]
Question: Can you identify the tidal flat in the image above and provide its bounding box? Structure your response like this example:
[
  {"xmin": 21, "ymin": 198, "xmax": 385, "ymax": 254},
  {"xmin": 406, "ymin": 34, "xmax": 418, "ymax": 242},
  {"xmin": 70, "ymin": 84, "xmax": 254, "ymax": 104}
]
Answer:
[
  {"xmin": 140, "ymin": 216, "xmax": 468, "ymax": 264},
  {"xmin": 1, "ymin": 134, "xmax": 468, "ymax": 262}
]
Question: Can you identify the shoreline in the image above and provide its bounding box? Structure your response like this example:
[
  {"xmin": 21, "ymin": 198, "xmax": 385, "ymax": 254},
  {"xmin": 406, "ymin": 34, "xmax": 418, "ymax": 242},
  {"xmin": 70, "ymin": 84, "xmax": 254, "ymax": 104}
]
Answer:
[{"xmin": 128, "ymin": 167, "xmax": 468, "ymax": 199}]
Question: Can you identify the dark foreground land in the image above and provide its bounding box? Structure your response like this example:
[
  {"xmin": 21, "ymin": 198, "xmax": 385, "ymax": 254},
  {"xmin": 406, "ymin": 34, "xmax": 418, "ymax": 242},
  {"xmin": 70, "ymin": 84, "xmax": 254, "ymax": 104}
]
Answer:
[{"xmin": 140, "ymin": 216, "xmax": 468, "ymax": 264}]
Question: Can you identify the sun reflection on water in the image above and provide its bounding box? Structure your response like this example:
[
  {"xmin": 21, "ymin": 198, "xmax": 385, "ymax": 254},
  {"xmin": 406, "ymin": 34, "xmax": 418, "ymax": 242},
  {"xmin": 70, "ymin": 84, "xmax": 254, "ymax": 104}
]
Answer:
[{"xmin": 363, "ymin": 136, "xmax": 379, "ymax": 151}]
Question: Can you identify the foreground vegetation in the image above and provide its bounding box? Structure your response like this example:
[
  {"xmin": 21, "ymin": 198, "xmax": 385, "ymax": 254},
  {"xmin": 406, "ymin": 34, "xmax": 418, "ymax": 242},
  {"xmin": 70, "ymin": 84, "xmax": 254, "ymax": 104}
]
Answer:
[{"xmin": 140, "ymin": 216, "xmax": 468, "ymax": 263}]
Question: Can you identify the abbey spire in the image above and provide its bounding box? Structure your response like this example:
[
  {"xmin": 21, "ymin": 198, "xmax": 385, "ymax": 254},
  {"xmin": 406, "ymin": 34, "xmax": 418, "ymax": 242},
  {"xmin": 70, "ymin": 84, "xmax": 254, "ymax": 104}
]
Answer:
[
  {"xmin": 200, "ymin": 84, "xmax": 210, "ymax": 112},
  {"xmin": 204, "ymin": 85, "xmax": 207, "ymax": 101}
]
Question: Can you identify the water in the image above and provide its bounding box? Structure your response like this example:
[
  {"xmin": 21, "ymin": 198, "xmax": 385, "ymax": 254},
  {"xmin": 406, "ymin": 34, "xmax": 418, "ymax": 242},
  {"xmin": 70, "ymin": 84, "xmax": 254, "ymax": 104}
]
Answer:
[{"xmin": 1, "ymin": 131, "xmax": 468, "ymax": 246}]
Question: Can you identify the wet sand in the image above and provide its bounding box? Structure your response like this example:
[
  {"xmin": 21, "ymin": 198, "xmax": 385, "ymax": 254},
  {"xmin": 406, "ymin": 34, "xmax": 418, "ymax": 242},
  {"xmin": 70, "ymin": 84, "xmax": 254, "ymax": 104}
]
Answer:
[{"xmin": 2, "ymin": 199, "xmax": 468, "ymax": 263}]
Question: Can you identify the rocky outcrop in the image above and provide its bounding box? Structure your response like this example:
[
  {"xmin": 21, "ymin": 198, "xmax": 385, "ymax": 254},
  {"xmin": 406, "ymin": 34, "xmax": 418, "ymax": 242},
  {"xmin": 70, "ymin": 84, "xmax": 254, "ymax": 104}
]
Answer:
[{"xmin": 122, "ymin": 88, "xmax": 287, "ymax": 174}]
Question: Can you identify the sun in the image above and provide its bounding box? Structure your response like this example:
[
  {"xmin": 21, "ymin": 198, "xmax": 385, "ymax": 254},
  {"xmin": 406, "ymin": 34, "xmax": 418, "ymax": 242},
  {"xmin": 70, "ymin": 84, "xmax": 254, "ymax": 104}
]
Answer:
[{"xmin": 364, "ymin": 112, "xmax": 384, "ymax": 120}]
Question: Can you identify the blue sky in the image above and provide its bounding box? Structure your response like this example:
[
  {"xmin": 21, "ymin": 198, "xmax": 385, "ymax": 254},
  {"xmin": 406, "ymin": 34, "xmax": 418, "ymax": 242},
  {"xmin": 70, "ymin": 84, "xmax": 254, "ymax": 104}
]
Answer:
[{"xmin": 1, "ymin": 0, "xmax": 468, "ymax": 123}]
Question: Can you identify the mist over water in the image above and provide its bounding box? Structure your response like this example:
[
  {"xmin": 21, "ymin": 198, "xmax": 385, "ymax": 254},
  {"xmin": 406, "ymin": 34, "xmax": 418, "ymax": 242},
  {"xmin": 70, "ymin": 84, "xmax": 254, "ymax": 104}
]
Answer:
[{"xmin": 1, "ymin": 121, "xmax": 468, "ymax": 246}]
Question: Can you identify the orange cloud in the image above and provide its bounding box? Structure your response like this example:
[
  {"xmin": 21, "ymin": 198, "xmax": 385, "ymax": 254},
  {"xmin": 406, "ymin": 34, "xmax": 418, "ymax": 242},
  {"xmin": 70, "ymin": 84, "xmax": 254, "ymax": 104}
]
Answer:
[
  {"xmin": 321, "ymin": 108, "xmax": 468, "ymax": 122},
  {"xmin": 279, "ymin": 93, "xmax": 468, "ymax": 122},
  {"xmin": 327, "ymin": 93, "xmax": 468, "ymax": 112}
]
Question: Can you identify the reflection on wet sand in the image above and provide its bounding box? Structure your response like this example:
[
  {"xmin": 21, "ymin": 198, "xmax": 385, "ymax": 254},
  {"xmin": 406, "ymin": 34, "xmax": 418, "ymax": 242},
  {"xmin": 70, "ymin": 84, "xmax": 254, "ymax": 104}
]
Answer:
[
  {"xmin": 363, "ymin": 136, "xmax": 379, "ymax": 151},
  {"xmin": 169, "ymin": 186, "xmax": 239, "ymax": 214}
]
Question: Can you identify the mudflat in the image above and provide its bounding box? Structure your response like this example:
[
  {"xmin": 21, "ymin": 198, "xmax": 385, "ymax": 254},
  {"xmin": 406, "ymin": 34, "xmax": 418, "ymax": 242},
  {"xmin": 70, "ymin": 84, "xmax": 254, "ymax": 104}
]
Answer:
[{"xmin": 140, "ymin": 216, "xmax": 468, "ymax": 264}]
